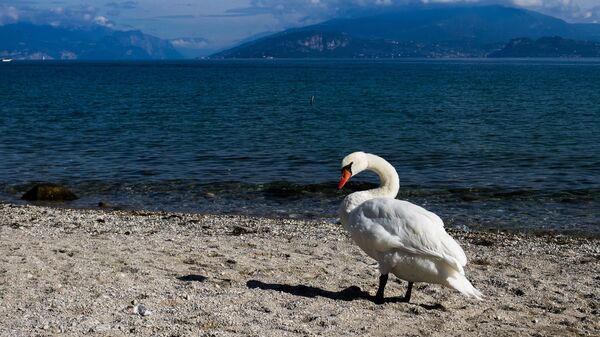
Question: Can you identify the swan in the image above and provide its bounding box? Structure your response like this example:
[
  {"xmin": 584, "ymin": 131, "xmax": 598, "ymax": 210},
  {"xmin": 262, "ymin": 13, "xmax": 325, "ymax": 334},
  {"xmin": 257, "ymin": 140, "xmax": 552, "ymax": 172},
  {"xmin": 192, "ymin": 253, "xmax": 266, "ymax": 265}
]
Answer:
[{"xmin": 338, "ymin": 152, "xmax": 482, "ymax": 304}]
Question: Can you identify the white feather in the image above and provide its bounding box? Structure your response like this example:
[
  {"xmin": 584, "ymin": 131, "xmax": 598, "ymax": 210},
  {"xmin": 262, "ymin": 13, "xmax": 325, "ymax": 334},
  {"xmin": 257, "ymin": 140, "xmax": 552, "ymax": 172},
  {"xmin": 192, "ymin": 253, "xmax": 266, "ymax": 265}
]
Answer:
[{"xmin": 339, "ymin": 152, "xmax": 483, "ymax": 300}]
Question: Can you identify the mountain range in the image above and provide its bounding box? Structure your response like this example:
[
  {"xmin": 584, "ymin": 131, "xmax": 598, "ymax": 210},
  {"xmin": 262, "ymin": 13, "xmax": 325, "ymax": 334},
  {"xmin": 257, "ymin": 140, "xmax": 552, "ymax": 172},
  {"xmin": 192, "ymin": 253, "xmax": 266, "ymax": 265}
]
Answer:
[
  {"xmin": 3, "ymin": 5, "xmax": 600, "ymax": 60},
  {"xmin": 0, "ymin": 23, "xmax": 182, "ymax": 60},
  {"xmin": 211, "ymin": 5, "xmax": 600, "ymax": 58}
]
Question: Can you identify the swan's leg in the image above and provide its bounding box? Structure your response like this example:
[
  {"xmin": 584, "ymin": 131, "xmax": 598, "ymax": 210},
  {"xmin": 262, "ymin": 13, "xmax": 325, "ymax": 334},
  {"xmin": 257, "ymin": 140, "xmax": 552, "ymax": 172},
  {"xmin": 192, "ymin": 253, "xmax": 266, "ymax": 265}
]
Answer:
[
  {"xmin": 403, "ymin": 282, "xmax": 413, "ymax": 303},
  {"xmin": 375, "ymin": 274, "xmax": 388, "ymax": 304}
]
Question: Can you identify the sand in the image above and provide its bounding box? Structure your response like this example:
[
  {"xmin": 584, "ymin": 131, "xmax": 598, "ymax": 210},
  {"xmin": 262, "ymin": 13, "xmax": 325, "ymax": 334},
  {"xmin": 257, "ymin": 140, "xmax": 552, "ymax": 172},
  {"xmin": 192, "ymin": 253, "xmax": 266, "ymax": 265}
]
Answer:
[{"xmin": 0, "ymin": 203, "xmax": 598, "ymax": 336}]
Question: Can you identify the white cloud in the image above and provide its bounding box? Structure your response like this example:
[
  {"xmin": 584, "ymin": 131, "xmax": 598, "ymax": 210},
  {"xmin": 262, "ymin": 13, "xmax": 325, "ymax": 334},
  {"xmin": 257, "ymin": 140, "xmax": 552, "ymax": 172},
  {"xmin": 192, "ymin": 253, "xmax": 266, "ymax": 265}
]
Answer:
[
  {"xmin": 0, "ymin": 4, "xmax": 116, "ymax": 28},
  {"xmin": 512, "ymin": 0, "xmax": 543, "ymax": 6},
  {"xmin": 0, "ymin": 5, "xmax": 19, "ymax": 25},
  {"xmin": 94, "ymin": 15, "xmax": 114, "ymax": 27},
  {"xmin": 170, "ymin": 37, "xmax": 209, "ymax": 49},
  {"xmin": 105, "ymin": 1, "xmax": 138, "ymax": 10}
]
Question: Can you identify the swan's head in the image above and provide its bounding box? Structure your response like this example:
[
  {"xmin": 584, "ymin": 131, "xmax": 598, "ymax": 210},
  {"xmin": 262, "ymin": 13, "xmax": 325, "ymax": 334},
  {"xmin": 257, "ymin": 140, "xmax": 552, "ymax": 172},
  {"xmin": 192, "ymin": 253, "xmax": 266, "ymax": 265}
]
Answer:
[{"xmin": 338, "ymin": 151, "xmax": 369, "ymax": 189}]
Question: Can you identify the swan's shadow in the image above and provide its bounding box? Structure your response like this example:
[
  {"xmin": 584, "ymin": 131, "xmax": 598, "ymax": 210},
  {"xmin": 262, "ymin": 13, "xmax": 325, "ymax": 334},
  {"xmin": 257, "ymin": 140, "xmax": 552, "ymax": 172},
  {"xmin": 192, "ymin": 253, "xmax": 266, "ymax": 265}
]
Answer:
[
  {"xmin": 247, "ymin": 280, "xmax": 371, "ymax": 301},
  {"xmin": 177, "ymin": 274, "xmax": 207, "ymax": 282},
  {"xmin": 246, "ymin": 280, "xmax": 445, "ymax": 310}
]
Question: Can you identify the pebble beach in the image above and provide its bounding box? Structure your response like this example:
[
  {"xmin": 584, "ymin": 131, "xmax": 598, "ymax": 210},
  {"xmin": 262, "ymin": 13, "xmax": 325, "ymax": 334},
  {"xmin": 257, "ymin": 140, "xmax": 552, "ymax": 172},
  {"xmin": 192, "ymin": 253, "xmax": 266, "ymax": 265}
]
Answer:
[{"xmin": 0, "ymin": 203, "xmax": 598, "ymax": 336}]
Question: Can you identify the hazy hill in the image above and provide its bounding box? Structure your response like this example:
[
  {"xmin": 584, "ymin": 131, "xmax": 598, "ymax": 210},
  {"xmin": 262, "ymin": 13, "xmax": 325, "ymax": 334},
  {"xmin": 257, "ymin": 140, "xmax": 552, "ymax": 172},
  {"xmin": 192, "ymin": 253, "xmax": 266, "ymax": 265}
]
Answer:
[
  {"xmin": 211, "ymin": 5, "xmax": 600, "ymax": 58},
  {"xmin": 490, "ymin": 36, "xmax": 600, "ymax": 57},
  {"xmin": 0, "ymin": 23, "xmax": 182, "ymax": 60}
]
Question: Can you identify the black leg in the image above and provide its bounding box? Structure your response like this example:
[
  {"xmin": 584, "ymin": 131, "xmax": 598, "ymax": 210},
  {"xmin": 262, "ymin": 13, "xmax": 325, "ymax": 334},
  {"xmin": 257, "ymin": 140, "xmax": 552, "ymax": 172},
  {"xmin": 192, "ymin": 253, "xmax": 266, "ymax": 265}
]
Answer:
[
  {"xmin": 375, "ymin": 274, "xmax": 388, "ymax": 304},
  {"xmin": 403, "ymin": 282, "xmax": 413, "ymax": 303}
]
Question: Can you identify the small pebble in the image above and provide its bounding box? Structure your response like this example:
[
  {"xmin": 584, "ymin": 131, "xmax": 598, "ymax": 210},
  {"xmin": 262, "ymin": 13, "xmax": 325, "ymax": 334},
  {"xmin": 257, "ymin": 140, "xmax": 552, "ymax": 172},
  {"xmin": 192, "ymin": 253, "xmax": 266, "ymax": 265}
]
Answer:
[
  {"xmin": 128, "ymin": 303, "xmax": 152, "ymax": 316},
  {"xmin": 137, "ymin": 303, "xmax": 151, "ymax": 316}
]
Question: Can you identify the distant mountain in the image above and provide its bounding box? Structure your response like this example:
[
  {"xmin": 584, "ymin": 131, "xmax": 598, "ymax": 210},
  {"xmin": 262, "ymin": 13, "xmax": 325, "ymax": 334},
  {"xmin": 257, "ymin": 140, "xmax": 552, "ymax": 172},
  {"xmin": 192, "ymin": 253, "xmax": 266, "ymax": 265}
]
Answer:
[
  {"xmin": 212, "ymin": 30, "xmax": 478, "ymax": 58},
  {"xmin": 0, "ymin": 23, "xmax": 182, "ymax": 60},
  {"xmin": 490, "ymin": 36, "xmax": 600, "ymax": 57},
  {"xmin": 211, "ymin": 5, "xmax": 600, "ymax": 58}
]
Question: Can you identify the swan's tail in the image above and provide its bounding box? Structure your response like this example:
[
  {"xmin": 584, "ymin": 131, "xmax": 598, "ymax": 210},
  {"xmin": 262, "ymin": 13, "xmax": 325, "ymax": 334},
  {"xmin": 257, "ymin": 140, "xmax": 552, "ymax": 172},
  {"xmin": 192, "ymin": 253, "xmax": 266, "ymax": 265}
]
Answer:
[{"xmin": 447, "ymin": 275, "xmax": 484, "ymax": 300}]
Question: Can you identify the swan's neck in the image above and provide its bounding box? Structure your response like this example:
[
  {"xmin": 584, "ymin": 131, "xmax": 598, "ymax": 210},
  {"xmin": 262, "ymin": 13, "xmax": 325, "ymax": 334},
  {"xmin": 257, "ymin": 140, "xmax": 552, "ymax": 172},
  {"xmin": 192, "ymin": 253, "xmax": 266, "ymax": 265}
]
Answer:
[
  {"xmin": 339, "ymin": 154, "xmax": 399, "ymax": 224},
  {"xmin": 366, "ymin": 154, "xmax": 400, "ymax": 199}
]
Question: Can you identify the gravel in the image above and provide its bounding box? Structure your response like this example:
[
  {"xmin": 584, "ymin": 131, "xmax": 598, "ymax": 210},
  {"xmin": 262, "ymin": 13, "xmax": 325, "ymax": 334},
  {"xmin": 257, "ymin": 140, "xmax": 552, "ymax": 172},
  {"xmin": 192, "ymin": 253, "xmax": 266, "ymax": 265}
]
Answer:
[{"xmin": 0, "ymin": 203, "xmax": 598, "ymax": 336}]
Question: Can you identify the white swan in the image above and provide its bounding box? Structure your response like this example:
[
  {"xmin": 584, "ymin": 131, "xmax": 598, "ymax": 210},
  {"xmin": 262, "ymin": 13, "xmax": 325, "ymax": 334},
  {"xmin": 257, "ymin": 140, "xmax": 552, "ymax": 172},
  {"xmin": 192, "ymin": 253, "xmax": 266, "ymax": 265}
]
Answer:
[{"xmin": 338, "ymin": 152, "xmax": 482, "ymax": 303}]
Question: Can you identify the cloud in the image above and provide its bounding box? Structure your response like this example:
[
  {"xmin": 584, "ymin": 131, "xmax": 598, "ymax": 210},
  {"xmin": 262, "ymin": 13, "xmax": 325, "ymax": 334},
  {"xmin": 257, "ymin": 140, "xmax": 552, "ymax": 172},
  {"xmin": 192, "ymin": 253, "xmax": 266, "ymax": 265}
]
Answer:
[
  {"xmin": 93, "ymin": 15, "xmax": 113, "ymax": 27},
  {"xmin": 104, "ymin": 1, "xmax": 137, "ymax": 16},
  {"xmin": 222, "ymin": 0, "xmax": 352, "ymax": 27},
  {"xmin": 0, "ymin": 5, "xmax": 18, "ymax": 25},
  {"xmin": 0, "ymin": 0, "xmax": 38, "ymax": 4},
  {"xmin": 152, "ymin": 15, "xmax": 196, "ymax": 20},
  {"xmin": 227, "ymin": 0, "xmax": 598, "ymax": 26},
  {"xmin": 577, "ymin": 5, "xmax": 600, "ymax": 23},
  {"xmin": 170, "ymin": 37, "xmax": 209, "ymax": 49},
  {"xmin": 511, "ymin": 0, "xmax": 600, "ymax": 22},
  {"xmin": 105, "ymin": 1, "xmax": 138, "ymax": 10},
  {"xmin": 222, "ymin": 1, "xmax": 439, "ymax": 27},
  {"xmin": 0, "ymin": 4, "xmax": 115, "ymax": 28}
]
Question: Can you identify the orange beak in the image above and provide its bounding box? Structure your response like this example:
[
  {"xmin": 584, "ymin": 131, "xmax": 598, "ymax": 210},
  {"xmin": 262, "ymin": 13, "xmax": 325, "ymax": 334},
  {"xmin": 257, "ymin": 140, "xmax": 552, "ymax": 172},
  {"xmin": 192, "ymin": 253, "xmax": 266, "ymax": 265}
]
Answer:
[{"xmin": 338, "ymin": 168, "xmax": 352, "ymax": 190}]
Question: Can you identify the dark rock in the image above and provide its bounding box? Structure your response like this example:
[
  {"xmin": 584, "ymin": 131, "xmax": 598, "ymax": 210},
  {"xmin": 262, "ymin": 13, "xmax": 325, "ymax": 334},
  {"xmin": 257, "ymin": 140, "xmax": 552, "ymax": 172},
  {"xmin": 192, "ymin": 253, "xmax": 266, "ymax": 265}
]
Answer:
[
  {"xmin": 473, "ymin": 238, "xmax": 495, "ymax": 246},
  {"xmin": 512, "ymin": 288, "xmax": 525, "ymax": 296},
  {"xmin": 21, "ymin": 183, "xmax": 78, "ymax": 201},
  {"xmin": 231, "ymin": 225, "xmax": 256, "ymax": 235},
  {"xmin": 410, "ymin": 306, "xmax": 422, "ymax": 315},
  {"xmin": 98, "ymin": 202, "xmax": 113, "ymax": 208},
  {"xmin": 471, "ymin": 258, "xmax": 492, "ymax": 265}
]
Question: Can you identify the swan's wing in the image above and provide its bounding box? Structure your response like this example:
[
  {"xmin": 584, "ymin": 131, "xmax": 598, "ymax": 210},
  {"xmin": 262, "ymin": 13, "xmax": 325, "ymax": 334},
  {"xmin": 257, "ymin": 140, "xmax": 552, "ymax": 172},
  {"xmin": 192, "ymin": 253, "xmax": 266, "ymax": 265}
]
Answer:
[
  {"xmin": 416, "ymin": 206, "xmax": 445, "ymax": 228},
  {"xmin": 351, "ymin": 198, "xmax": 467, "ymax": 273}
]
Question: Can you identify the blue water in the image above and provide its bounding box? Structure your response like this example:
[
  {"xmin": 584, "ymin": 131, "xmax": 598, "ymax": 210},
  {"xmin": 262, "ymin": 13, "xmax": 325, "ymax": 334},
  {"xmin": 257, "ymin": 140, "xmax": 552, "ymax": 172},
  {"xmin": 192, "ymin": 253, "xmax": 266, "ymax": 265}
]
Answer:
[{"xmin": 0, "ymin": 59, "xmax": 599, "ymax": 235}]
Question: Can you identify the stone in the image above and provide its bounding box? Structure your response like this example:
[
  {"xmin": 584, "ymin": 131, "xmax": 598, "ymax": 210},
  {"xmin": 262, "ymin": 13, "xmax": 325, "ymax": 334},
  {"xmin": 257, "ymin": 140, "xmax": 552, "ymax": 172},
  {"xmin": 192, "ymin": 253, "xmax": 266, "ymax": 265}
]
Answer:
[
  {"xmin": 22, "ymin": 183, "xmax": 78, "ymax": 201},
  {"xmin": 231, "ymin": 225, "xmax": 256, "ymax": 235}
]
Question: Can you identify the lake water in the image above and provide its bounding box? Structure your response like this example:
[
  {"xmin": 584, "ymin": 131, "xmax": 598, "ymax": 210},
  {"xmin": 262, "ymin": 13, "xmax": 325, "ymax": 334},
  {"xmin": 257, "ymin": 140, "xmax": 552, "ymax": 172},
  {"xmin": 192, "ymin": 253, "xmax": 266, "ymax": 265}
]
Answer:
[{"xmin": 0, "ymin": 59, "xmax": 599, "ymax": 235}]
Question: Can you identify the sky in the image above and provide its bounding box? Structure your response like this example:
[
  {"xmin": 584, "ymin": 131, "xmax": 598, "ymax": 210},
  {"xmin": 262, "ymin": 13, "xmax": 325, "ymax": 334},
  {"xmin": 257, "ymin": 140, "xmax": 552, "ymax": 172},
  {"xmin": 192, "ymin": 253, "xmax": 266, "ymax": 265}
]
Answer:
[{"xmin": 1, "ymin": 0, "xmax": 600, "ymax": 55}]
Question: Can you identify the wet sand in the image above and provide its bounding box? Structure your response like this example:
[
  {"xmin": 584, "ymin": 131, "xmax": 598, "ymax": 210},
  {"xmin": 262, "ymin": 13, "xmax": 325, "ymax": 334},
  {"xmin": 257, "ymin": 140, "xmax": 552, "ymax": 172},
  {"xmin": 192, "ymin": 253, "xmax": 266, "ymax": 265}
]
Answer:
[{"xmin": 0, "ymin": 203, "xmax": 598, "ymax": 336}]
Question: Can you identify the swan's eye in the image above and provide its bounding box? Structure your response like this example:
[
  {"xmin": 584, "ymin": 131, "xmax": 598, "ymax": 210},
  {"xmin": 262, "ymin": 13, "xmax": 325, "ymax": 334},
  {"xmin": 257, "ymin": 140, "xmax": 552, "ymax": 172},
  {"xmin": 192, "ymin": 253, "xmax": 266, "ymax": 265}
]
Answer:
[{"xmin": 341, "ymin": 162, "xmax": 353, "ymax": 175}]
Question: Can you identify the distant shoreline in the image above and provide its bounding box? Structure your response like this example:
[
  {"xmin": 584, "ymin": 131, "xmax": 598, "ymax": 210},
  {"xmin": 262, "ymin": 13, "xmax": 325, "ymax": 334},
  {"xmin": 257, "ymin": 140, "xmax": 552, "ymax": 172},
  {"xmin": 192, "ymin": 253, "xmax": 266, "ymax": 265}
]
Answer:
[
  {"xmin": 5, "ymin": 57, "xmax": 600, "ymax": 62},
  {"xmin": 2, "ymin": 198, "xmax": 598, "ymax": 239}
]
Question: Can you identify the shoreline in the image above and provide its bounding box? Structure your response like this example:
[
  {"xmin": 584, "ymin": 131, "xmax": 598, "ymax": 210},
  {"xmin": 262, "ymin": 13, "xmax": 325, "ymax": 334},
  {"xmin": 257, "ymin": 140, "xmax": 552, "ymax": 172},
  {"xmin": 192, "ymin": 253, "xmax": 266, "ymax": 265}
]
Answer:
[
  {"xmin": 0, "ymin": 203, "xmax": 598, "ymax": 336},
  {"xmin": 2, "ymin": 199, "xmax": 598, "ymax": 239}
]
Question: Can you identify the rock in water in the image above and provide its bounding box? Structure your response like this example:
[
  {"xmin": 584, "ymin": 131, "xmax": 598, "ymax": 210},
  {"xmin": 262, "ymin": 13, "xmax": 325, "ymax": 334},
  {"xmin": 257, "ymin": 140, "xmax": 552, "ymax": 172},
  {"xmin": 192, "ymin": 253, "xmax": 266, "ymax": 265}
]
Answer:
[{"xmin": 21, "ymin": 183, "xmax": 78, "ymax": 201}]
